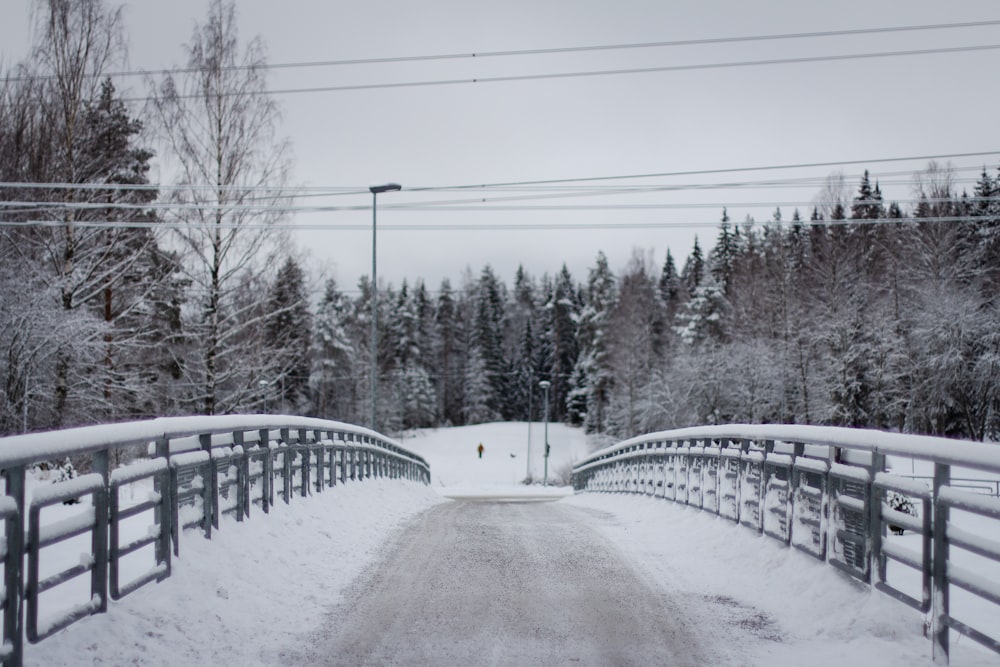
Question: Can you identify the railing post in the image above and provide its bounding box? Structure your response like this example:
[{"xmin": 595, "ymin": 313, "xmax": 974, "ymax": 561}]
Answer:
[
  {"xmin": 92, "ymin": 449, "xmax": 110, "ymax": 614},
  {"xmin": 232, "ymin": 431, "xmax": 246, "ymax": 522},
  {"xmin": 932, "ymin": 462, "xmax": 950, "ymax": 664},
  {"xmin": 299, "ymin": 429, "xmax": 309, "ymax": 497},
  {"xmin": 4, "ymin": 464, "xmax": 25, "ymax": 666},
  {"xmin": 154, "ymin": 437, "xmax": 172, "ymax": 568},
  {"xmin": 870, "ymin": 452, "xmax": 887, "ymax": 588},
  {"xmin": 200, "ymin": 434, "xmax": 218, "ymax": 531},
  {"xmin": 259, "ymin": 429, "xmax": 271, "ymax": 514}
]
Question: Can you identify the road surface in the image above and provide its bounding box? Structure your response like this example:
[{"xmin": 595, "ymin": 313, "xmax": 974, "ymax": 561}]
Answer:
[{"xmin": 288, "ymin": 499, "xmax": 711, "ymax": 666}]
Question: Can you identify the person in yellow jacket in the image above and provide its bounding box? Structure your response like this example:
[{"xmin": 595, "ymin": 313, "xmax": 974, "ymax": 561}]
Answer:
[{"xmin": 477, "ymin": 442, "xmax": 484, "ymax": 459}]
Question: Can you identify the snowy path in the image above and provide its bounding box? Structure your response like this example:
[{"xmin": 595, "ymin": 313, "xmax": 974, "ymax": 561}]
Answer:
[{"xmin": 287, "ymin": 498, "xmax": 710, "ymax": 666}]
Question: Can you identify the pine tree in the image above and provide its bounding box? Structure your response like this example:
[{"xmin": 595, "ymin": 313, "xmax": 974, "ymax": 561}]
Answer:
[
  {"xmin": 709, "ymin": 209, "xmax": 738, "ymax": 297},
  {"xmin": 680, "ymin": 236, "xmax": 705, "ymax": 295},
  {"xmin": 311, "ymin": 278, "xmax": 356, "ymax": 421},
  {"xmin": 658, "ymin": 249, "xmax": 681, "ymax": 325},
  {"xmin": 434, "ymin": 278, "xmax": 462, "ymax": 425},
  {"xmin": 546, "ymin": 265, "xmax": 579, "ymax": 423},
  {"xmin": 265, "ymin": 257, "xmax": 312, "ymax": 413},
  {"xmin": 476, "ymin": 265, "xmax": 508, "ymax": 416},
  {"xmin": 575, "ymin": 252, "xmax": 616, "ymax": 432}
]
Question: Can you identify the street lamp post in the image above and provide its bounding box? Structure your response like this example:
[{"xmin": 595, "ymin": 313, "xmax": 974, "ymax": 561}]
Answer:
[
  {"xmin": 539, "ymin": 380, "xmax": 551, "ymax": 486},
  {"xmin": 369, "ymin": 183, "xmax": 401, "ymax": 432},
  {"xmin": 526, "ymin": 375, "xmax": 533, "ymax": 480},
  {"xmin": 259, "ymin": 380, "xmax": 269, "ymax": 413}
]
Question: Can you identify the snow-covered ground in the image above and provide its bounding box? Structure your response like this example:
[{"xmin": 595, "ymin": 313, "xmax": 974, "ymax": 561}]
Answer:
[{"xmin": 25, "ymin": 423, "xmax": 1000, "ymax": 665}]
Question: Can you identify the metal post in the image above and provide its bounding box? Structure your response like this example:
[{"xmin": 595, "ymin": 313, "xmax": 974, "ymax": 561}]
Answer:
[
  {"xmin": 371, "ymin": 191, "xmax": 378, "ymax": 431},
  {"xmin": 21, "ymin": 368, "xmax": 28, "ymax": 433},
  {"xmin": 369, "ymin": 183, "xmax": 400, "ymax": 432},
  {"xmin": 4, "ymin": 465, "xmax": 25, "ymax": 666},
  {"xmin": 870, "ymin": 452, "xmax": 886, "ymax": 587},
  {"xmin": 91, "ymin": 450, "xmax": 109, "ymax": 614},
  {"xmin": 932, "ymin": 462, "xmax": 950, "ymax": 664},
  {"xmin": 540, "ymin": 380, "xmax": 551, "ymax": 486},
  {"xmin": 526, "ymin": 376, "xmax": 533, "ymax": 480}
]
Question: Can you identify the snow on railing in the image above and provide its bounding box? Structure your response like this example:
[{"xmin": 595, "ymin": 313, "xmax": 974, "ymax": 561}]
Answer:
[
  {"xmin": 0, "ymin": 415, "xmax": 430, "ymax": 667},
  {"xmin": 572, "ymin": 424, "xmax": 1000, "ymax": 665}
]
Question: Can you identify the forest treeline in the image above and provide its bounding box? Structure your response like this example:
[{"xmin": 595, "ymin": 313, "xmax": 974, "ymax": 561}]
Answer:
[{"xmin": 2, "ymin": 0, "xmax": 999, "ymax": 442}]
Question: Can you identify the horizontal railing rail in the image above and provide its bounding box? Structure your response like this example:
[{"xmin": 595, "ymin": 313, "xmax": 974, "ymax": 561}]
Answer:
[
  {"xmin": 572, "ymin": 424, "xmax": 1000, "ymax": 666},
  {"xmin": 0, "ymin": 415, "xmax": 430, "ymax": 666}
]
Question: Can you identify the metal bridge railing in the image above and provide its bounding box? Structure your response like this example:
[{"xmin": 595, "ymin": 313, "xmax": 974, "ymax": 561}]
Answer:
[
  {"xmin": 0, "ymin": 415, "xmax": 430, "ymax": 666},
  {"xmin": 572, "ymin": 424, "xmax": 1000, "ymax": 666}
]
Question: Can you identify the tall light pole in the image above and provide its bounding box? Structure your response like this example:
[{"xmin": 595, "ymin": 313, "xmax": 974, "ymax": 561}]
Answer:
[
  {"xmin": 369, "ymin": 183, "xmax": 401, "ymax": 432},
  {"xmin": 539, "ymin": 380, "xmax": 551, "ymax": 486},
  {"xmin": 526, "ymin": 374, "xmax": 533, "ymax": 480},
  {"xmin": 259, "ymin": 380, "xmax": 269, "ymax": 413}
]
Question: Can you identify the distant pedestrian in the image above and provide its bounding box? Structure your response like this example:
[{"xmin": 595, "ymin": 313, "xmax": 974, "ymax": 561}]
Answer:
[{"xmin": 477, "ymin": 442, "xmax": 484, "ymax": 459}]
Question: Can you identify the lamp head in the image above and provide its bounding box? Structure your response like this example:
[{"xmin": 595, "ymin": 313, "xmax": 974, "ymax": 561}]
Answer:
[{"xmin": 369, "ymin": 183, "xmax": 402, "ymax": 194}]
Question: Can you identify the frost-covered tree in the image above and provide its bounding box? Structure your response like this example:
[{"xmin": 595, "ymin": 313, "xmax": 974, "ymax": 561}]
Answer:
[
  {"xmin": 545, "ymin": 265, "xmax": 579, "ymax": 423},
  {"xmin": 311, "ymin": 278, "xmax": 356, "ymax": 421},
  {"xmin": 574, "ymin": 252, "xmax": 616, "ymax": 432},
  {"xmin": 149, "ymin": 0, "xmax": 291, "ymax": 415},
  {"xmin": 265, "ymin": 257, "xmax": 312, "ymax": 413}
]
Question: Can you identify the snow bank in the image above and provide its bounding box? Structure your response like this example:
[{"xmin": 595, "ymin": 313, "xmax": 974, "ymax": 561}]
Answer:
[
  {"xmin": 564, "ymin": 493, "xmax": 1000, "ymax": 667},
  {"xmin": 25, "ymin": 480, "xmax": 444, "ymax": 666}
]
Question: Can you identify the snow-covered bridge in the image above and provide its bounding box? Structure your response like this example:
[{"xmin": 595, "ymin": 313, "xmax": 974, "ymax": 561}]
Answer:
[{"xmin": 1, "ymin": 419, "xmax": 999, "ymax": 666}]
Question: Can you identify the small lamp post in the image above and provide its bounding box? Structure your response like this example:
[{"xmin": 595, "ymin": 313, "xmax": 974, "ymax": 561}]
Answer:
[
  {"xmin": 369, "ymin": 183, "xmax": 402, "ymax": 431},
  {"xmin": 539, "ymin": 380, "xmax": 551, "ymax": 486}
]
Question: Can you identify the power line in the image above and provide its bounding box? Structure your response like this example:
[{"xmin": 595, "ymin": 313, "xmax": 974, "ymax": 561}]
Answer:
[
  {"xmin": 413, "ymin": 151, "xmax": 1000, "ymax": 190},
  {"xmin": 1, "ymin": 150, "xmax": 996, "ymax": 195},
  {"xmin": 8, "ymin": 18, "xmax": 1000, "ymax": 82},
  {"xmin": 1, "ymin": 196, "xmax": 993, "ymax": 216},
  {"xmin": 126, "ymin": 43, "xmax": 1000, "ymax": 102},
  {"xmin": 0, "ymin": 215, "xmax": 989, "ymax": 232}
]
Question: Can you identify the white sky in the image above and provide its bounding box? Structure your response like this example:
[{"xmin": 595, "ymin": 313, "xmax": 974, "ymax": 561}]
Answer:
[{"xmin": 3, "ymin": 1, "xmax": 1000, "ymax": 293}]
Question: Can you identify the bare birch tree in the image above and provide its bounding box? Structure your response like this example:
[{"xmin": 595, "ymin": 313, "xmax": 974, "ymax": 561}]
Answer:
[{"xmin": 149, "ymin": 0, "xmax": 291, "ymax": 414}]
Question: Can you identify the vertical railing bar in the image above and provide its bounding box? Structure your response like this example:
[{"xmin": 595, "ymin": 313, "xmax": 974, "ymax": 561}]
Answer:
[
  {"xmin": 4, "ymin": 465, "xmax": 25, "ymax": 667},
  {"xmin": 259, "ymin": 429, "xmax": 271, "ymax": 513},
  {"xmin": 91, "ymin": 450, "xmax": 109, "ymax": 614},
  {"xmin": 232, "ymin": 431, "xmax": 245, "ymax": 522},
  {"xmin": 932, "ymin": 462, "xmax": 950, "ymax": 665}
]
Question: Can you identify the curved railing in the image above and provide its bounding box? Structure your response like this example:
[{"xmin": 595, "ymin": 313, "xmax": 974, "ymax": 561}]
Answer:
[
  {"xmin": 572, "ymin": 424, "xmax": 1000, "ymax": 665},
  {"xmin": 0, "ymin": 415, "xmax": 430, "ymax": 666}
]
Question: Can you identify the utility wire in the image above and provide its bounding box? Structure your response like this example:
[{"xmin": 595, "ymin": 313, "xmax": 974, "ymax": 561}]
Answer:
[
  {"xmin": 1, "ymin": 150, "xmax": 996, "ymax": 195},
  {"xmin": 126, "ymin": 43, "xmax": 1000, "ymax": 102},
  {"xmin": 0, "ymin": 215, "xmax": 988, "ymax": 232},
  {"xmin": 8, "ymin": 18, "xmax": 1000, "ymax": 82},
  {"xmin": 0, "ymin": 196, "xmax": 993, "ymax": 215}
]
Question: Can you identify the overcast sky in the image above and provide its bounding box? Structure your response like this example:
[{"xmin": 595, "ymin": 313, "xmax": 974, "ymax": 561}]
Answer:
[{"xmin": 3, "ymin": 1, "xmax": 999, "ymax": 293}]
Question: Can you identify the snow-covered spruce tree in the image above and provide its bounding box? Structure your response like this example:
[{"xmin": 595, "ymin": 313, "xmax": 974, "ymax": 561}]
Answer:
[
  {"xmin": 476, "ymin": 266, "xmax": 509, "ymax": 418},
  {"xmin": 433, "ymin": 279, "xmax": 462, "ymax": 426},
  {"xmin": 545, "ymin": 265, "xmax": 580, "ymax": 424},
  {"xmin": 265, "ymin": 256, "xmax": 312, "ymax": 414},
  {"xmin": 708, "ymin": 209, "xmax": 738, "ymax": 299},
  {"xmin": 149, "ymin": 0, "xmax": 291, "ymax": 415},
  {"xmin": 311, "ymin": 277, "xmax": 357, "ymax": 422},
  {"xmin": 658, "ymin": 248, "xmax": 682, "ymax": 332},
  {"xmin": 574, "ymin": 251, "xmax": 616, "ymax": 433},
  {"xmin": 503, "ymin": 265, "xmax": 540, "ymax": 421}
]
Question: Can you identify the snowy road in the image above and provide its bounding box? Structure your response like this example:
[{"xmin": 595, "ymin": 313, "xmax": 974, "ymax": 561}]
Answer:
[{"xmin": 289, "ymin": 499, "xmax": 708, "ymax": 666}]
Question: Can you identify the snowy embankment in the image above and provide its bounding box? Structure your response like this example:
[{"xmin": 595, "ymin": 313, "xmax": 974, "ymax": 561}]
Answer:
[
  {"xmin": 564, "ymin": 493, "xmax": 1000, "ymax": 667},
  {"xmin": 27, "ymin": 479, "xmax": 444, "ymax": 666}
]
